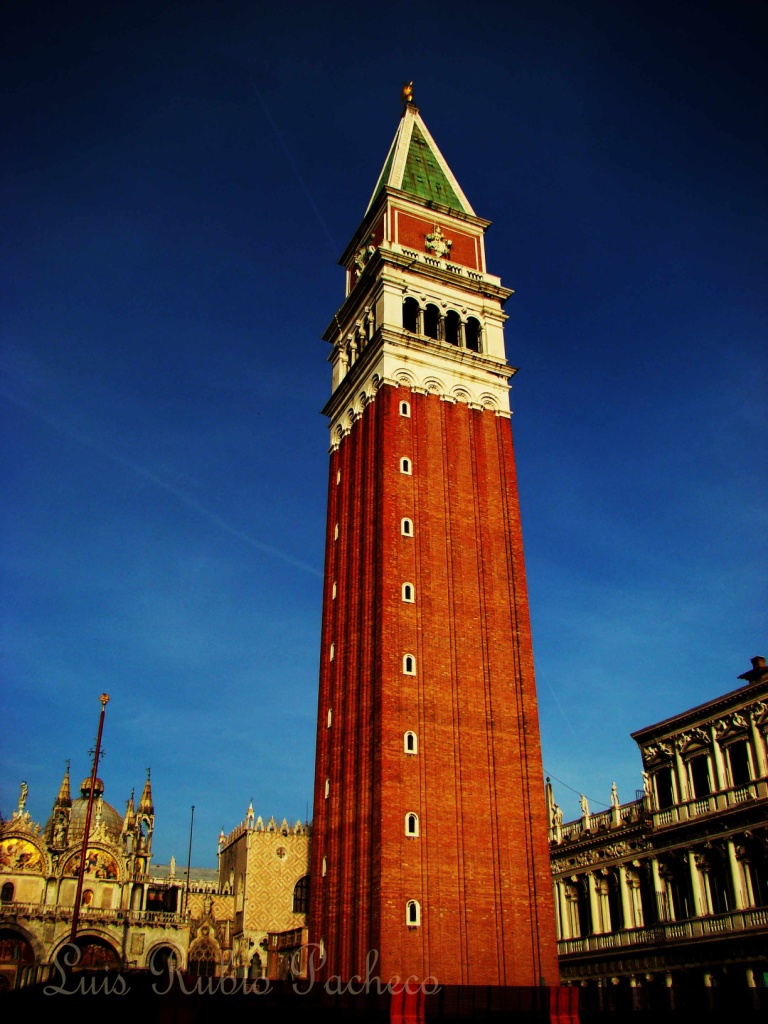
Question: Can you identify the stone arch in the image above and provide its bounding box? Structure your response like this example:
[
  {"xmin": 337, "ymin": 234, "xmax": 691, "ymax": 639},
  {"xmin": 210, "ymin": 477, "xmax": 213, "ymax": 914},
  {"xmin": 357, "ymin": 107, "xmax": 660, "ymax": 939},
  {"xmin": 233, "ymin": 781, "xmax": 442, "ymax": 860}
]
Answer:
[
  {"xmin": 444, "ymin": 309, "xmax": 461, "ymax": 345},
  {"xmin": 248, "ymin": 950, "xmax": 263, "ymax": 979},
  {"xmin": 423, "ymin": 303, "xmax": 440, "ymax": 340},
  {"xmin": 394, "ymin": 369, "xmax": 417, "ymax": 389},
  {"xmin": 402, "ymin": 295, "xmax": 420, "ymax": 333},
  {"xmin": 146, "ymin": 941, "xmax": 183, "ymax": 972},
  {"xmin": 0, "ymin": 835, "xmax": 47, "ymax": 875},
  {"xmin": 0, "ymin": 927, "xmax": 36, "ymax": 991},
  {"xmin": 49, "ymin": 932, "xmax": 121, "ymax": 970},
  {"xmin": 61, "ymin": 844, "xmax": 122, "ymax": 884},
  {"xmin": 479, "ymin": 393, "xmax": 499, "ymax": 411},
  {"xmin": 464, "ymin": 316, "xmax": 482, "ymax": 352},
  {"xmin": 422, "ymin": 376, "xmax": 445, "ymax": 396},
  {"xmin": 0, "ymin": 923, "xmax": 45, "ymax": 964},
  {"xmin": 188, "ymin": 937, "xmax": 219, "ymax": 977},
  {"xmin": 451, "ymin": 387, "xmax": 472, "ymax": 404}
]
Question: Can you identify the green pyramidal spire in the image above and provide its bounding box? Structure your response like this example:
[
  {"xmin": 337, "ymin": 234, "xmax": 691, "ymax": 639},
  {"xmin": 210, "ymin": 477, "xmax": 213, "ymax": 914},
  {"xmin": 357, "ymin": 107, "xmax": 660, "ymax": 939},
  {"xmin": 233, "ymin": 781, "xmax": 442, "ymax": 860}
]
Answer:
[{"xmin": 365, "ymin": 103, "xmax": 475, "ymax": 217}]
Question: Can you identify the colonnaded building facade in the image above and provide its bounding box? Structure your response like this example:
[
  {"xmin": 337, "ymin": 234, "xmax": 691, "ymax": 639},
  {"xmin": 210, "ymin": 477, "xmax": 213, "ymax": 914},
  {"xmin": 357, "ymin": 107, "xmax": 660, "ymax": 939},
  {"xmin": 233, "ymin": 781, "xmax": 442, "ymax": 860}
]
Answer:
[
  {"xmin": 549, "ymin": 655, "xmax": 768, "ymax": 991},
  {"xmin": 308, "ymin": 94, "xmax": 557, "ymax": 987}
]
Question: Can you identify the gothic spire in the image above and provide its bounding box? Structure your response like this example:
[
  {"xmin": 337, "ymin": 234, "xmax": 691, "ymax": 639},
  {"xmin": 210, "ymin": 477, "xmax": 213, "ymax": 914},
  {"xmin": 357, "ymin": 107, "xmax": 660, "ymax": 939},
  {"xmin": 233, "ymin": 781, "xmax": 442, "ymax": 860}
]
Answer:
[
  {"xmin": 123, "ymin": 788, "xmax": 135, "ymax": 831},
  {"xmin": 53, "ymin": 763, "xmax": 72, "ymax": 810},
  {"xmin": 138, "ymin": 769, "xmax": 154, "ymax": 815}
]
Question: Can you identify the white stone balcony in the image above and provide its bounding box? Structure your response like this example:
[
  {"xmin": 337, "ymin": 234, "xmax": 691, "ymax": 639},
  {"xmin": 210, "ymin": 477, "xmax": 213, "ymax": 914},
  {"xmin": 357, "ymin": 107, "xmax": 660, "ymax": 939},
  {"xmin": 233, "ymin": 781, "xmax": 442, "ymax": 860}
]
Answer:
[
  {"xmin": 651, "ymin": 778, "xmax": 768, "ymax": 829},
  {"xmin": 558, "ymin": 904, "xmax": 768, "ymax": 956}
]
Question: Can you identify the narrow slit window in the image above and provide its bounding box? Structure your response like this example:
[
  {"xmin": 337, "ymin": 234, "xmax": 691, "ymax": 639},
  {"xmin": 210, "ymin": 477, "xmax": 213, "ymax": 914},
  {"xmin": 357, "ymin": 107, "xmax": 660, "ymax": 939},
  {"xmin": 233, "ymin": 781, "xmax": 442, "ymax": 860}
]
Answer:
[
  {"xmin": 400, "ymin": 400, "xmax": 411, "ymax": 417},
  {"xmin": 332, "ymin": 582, "xmax": 337, "ymax": 599},
  {"xmin": 401, "ymin": 518, "xmax": 413, "ymax": 536},
  {"xmin": 336, "ymin": 469, "xmax": 341, "ymax": 484},
  {"xmin": 402, "ymin": 582, "xmax": 414, "ymax": 603},
  {"xmin": 322, "ymin": 857, "xmax": 327, "ymax": 877},
  {"xmin": 324, "ymin": 779, "xmax": 330, "ymax": 799},
  {"xmin": 334, "ymin": 523, "xmax": 339, "ymax": 540},
  {"xmin": 327, "ymin": 708, "xmax": 332, "ymax": 728},
  {"xmin": 405, "ymin": 813, "xmax": 419, "ymax": 837},
  {"xmin": 404, "ymin": 731, "xmax": 418, "ymax": 754},
  {"xmin": 406, "ymin": 900, "xmax": 421, "ymax": 926},
  {"xmin": 403, "ymin": 654, "xmax": 416, "ymax": 675},
  {"xmin": 329, "ymin": 643, "xmax": 335, "ymax": 661},
  {"xmin": 400, "ymin": 457, "xmax": 412, "ymax": 475}
]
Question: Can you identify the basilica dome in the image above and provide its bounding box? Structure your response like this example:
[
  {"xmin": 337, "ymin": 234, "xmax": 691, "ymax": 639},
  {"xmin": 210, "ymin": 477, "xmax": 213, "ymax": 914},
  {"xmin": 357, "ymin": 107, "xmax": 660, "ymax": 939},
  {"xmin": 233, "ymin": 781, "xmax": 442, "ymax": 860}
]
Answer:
[{"xmin": 45, "ymin": 778, "xmax": 124, "ymax": 845}]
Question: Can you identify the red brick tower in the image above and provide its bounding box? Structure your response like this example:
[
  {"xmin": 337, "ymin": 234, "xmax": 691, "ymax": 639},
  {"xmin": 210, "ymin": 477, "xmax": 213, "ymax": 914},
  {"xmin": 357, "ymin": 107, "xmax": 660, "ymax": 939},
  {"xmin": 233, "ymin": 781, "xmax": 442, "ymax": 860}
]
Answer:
[{"xmin": 309, "ymin": 98, "xmax": 557, "ymax": 988}]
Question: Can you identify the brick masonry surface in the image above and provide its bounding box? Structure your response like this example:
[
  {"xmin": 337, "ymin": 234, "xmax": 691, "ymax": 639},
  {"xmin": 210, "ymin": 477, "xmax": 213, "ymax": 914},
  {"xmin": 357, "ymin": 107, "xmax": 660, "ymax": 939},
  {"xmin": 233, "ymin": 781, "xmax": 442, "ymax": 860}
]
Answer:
[{"xmin": 310, "ymin": 385, "xmax": 558, "ymax": 987}]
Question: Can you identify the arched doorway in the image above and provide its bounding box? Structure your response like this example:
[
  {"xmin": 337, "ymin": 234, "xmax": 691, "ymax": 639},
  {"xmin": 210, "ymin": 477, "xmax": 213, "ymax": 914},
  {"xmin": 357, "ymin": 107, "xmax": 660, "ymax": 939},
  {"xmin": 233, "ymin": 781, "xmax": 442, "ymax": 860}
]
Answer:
[
  {"xmin": 72, "ymin": 936, "xmax": 121, "ymax": 970},
  {"xmin": 0, "ymin": 929, "xmax": 35, "ymax": 990},
  {"xmin": 149, "ymin": 944, "xmax": 178, "ymax": 973}
]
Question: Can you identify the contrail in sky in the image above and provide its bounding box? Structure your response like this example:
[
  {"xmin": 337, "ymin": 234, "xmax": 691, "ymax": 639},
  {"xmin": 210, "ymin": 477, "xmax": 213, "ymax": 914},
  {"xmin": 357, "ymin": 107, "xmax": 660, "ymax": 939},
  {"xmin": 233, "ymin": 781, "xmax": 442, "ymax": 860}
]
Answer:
[
  {"xmin": 249, "ymin": 81, "xmax": 339, "ymax": 257},
  {"xmin": 2, "ymin": 386, "xmax": 323, "ymax": 579}
]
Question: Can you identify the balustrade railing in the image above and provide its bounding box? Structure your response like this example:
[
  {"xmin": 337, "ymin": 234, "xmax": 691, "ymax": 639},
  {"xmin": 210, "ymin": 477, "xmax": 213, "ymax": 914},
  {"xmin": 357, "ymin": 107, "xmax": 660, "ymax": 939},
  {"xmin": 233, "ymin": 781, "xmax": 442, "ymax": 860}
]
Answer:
[
  {"xmin": 0, "ymin": 901, "xmax": 188, "ymax": 927},
  {"xmin": 558, "ymin": 905, "xmax": 768, "ymax": 956}
]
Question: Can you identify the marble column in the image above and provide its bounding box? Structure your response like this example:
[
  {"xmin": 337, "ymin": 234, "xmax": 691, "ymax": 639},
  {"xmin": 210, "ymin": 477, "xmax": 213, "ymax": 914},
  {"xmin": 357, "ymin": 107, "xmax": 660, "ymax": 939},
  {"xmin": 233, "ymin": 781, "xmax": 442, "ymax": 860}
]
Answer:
[
  {"xmin": 688, "ymin": 851, "xmax": 706, "ymax": 916},
  {"xmin": 750, "ymin": 714, "xmax": 767, "ymax": 777},
  {"xmin": 588, "ymin": 872, "xmax": 602, "ymax": 934},
  {"xmin": 710, "ymin": 726, "xmax": 727, "ymax": 789},
  {"xmin": 618, "ymin": 865, "xmax": 634, "ymax": 930},
  {"xmin": 727, "ymin": 839, "xmax": 747, "ymax": 909}
]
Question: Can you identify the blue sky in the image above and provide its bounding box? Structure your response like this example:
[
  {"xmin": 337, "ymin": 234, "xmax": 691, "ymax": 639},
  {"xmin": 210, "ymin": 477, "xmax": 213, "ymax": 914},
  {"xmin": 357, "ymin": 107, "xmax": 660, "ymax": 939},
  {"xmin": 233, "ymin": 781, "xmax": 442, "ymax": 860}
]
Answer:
[{"xmin": 2, "ymin": 0, "xmax": 765, "ymax": 867}]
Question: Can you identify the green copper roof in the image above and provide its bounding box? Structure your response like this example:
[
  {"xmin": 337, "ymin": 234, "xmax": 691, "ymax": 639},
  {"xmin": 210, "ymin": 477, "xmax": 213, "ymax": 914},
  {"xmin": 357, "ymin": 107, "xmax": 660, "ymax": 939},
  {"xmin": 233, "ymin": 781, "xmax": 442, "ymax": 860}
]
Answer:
[
  {"xmin": 365, "ymin": 106, "xmax": 475, "ymax": 217},
  {"xmin": 369, "ymin": 142, "xmax": 396, "ymax": 209},
  {"xmin": 400, "ymin": 123, "xmax": 463, "ymax": 210}
]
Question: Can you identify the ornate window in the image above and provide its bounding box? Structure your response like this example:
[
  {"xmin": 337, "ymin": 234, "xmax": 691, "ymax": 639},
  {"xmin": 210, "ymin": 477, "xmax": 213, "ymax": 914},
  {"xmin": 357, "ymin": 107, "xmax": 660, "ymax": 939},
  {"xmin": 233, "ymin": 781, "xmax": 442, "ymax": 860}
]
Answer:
[
  {"xmin": 406, "ymin": 900, "xmax": 421, "ymax": 926},
  {"xmin": 402, "ymin": 582, "xmax": 414, "ymax": 603},
  {"xmin": 405, "ymin": 813, "xmax": 419, "ymax": 837},
  {"xmin": 403, "ymin": 654, "xmax": 416, "ymax": 675},
  {"xmin": 404, "ymin": 731, "xmax": 418, "ymax": 754},
  {"xmin": 293, "ymin": 875, "xmax": 310, "ymax": 914},
  {"xmin": 689, "ymin": 754, "xmax": 712, "ymax": 798},
  {"xmin": 401, "ymin": 518, "xmax": 413, "ymax": 536},
  {"xmin": 654, "ymin": 766, "xmax": 676, "ymax": 809},
  {"xmin": 188, "ymin": 940, "xmax": 217, "ymax": 977},
  {"xmin": 726, "ymin": 739, "xmax": 752, "ymax": 787}
]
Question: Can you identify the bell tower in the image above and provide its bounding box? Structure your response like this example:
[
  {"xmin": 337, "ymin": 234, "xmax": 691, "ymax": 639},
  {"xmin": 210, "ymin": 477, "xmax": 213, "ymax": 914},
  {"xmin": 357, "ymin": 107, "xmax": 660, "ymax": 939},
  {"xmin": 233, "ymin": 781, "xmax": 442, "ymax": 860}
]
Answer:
[{"xmin": 309, "ymin": 96, "xmax": 557, "ymax": 988}]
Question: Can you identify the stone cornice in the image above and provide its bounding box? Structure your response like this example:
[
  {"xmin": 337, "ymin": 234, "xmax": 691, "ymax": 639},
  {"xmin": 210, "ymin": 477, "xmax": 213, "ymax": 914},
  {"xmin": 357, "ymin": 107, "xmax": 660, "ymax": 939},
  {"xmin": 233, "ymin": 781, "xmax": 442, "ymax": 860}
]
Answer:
[
  {"xmin": 632, "ymin": 685, "xmax": 768, "ymax": 751},
  {"xmin": 322, "ymin": 326, "xmax": 514, "ymax": 443}
]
